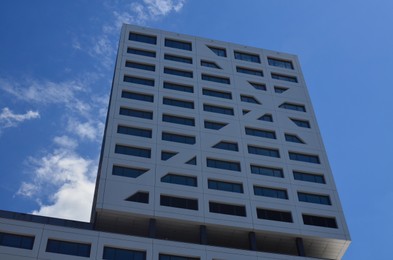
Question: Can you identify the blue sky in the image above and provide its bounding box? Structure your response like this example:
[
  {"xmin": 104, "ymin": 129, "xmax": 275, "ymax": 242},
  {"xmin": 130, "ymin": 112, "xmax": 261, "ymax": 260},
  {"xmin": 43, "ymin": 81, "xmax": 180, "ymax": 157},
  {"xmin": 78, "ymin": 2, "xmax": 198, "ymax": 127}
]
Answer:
[{"xmin": 1, "ymin": 1, "xmax": 392, "ymax": 259}]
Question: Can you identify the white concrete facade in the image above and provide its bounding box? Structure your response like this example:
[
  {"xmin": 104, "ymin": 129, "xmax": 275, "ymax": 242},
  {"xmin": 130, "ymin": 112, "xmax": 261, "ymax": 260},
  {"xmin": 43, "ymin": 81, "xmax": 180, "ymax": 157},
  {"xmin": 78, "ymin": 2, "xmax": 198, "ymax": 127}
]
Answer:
[{"xmin": 0, "ymin": 24, "xmax": 350, "ymax": 260}]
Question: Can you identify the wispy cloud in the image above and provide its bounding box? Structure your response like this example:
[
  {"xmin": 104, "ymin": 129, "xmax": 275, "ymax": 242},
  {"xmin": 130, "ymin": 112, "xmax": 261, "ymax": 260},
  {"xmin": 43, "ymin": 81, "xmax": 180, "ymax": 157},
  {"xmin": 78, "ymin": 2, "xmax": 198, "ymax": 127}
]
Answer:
[
  {"xmin": 17, "ymin": 136, "xmax": 96, "ymax": 221},
  {"xmin": 67, "ymin": 119, "xmax": 104, "ymax": 142},
  {"xmin": 6, "ymin": 0, "xmax": 187, "ymax": 222},
  {"xmin": 88, "ymin": 0, "xmax": 186, "ymax": 70},
  {"xmin": 0, "ymin": 107, "xmax": 40, "ymax": 130}
]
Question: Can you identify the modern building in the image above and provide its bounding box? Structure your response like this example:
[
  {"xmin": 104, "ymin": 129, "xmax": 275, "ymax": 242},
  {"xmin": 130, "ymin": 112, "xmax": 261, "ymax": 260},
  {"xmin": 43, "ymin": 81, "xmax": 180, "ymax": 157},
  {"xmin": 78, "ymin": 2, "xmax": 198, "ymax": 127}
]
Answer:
[{"xmin": 0, "ymin": 24, "xmax": 350, "ymax": 260}]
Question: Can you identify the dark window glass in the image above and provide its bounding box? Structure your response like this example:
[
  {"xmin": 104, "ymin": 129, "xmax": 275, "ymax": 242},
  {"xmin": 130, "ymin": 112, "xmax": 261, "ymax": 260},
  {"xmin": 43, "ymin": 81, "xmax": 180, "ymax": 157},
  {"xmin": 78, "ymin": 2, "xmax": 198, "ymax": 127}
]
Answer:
[
  {"xmin": 163, "ymin": 97, "xmax": 194, "ymax": 109},
  {"xmin": 208, "ymin": 180, "xmax": 243, "ymax": 193},
  {"xmin": 125, "ymin": 61, "xmax": 155, "ymax": 71},
  {"xmin": 254, "ymin": 186, "xmax": 288, "ymax": 199},
  {"xmin": 206, "ymin": 158, "xmax": 241, "ymax": 172},
  {"xmin": 274, "ymin": 86, "xmax": 288, "ymax": 93},
  {"xmin": 115, "ymin": 144, "xmax": 151, "ymax": 158},
  {"xmin": 129, "ymin": 32, "xmax": 157, "ymax": 45},
  {"xmin": 159, "ymin": 253, "xmax": 199, "ymax": 260},
  {"xmin": 203, "ymin": 104, "xmax": 234, "ymax": 115},
  {"xmin": 204, "ymin": 120, "xmax": 227, "ymax": 130},
  {"xmin": 162, "ymin": 132, "xmax": 196, "ymax": 144},
  {"xmin": 302, "ymin": 214, "xmax": 338, "ymax": 228},
  {"xmin": 163, "ymin": 82, "xmax": 194, "ymax": 93},
  {"xmin": 256, "ymin": 209, "xmax": 293, "ymax": 223},
  {"xmin": 0, "ymin": 232, "xmax": 34, "ymax": 250},
  {"xmin": 164, "ymin": 54, "xmax": 193, "ymax": 64},
  {"xmin": 293, "ymin": 171, "xmax": 325, "ymax": 184},
  {"xmin": 290, "ymin": 118, "xmax": 310, "ymax": 128},
  {"xmin": 285, "ymin": 134, "xmax": 304, "ymax": 144},
  {"xmin": 185, "ymin": 157, "xmax": 197, "ymax": 165},
  {"xmin": 201, "ymin": 74, "xmax": 230, "ymax": 84},
  {"xmin": 201, "ymin": 60, "xmax": 221, "ymax": 69},
  {"xmin": 127, "ymin": 47, "xmax": 156, "ymax": 58},
  {"xmin": 165, "ymin": 39, "xmax": 192, "ymax": 51},
  {"xmin": 117, "ymin": 125, "xmax": 152, "ymax": 138},
  {"xmin": 103, "ymin": 246, "xmax": 146, "ymax": 260},
  {"xmin": 240, "ymin": 95, "xmax": 261, "ymax": 104},
  {"xmin": 289, "ymin": 152, "xmax": 320, "ymax": 164},
  {"xmin": 249, "ymin": 82, "xmax": 266, "ymax": 90},
  {"xmin": 125, "ymin": 192, "xmax": 149, "ymax": 204},
  {"xmin": 268, "ymin": 57, "xmax": 294, "ymax": 69},
  {"xmin": 245, "ymin": 127, "xmax": 276, "ymax": 139},
  {"xmin": 112, "ymin": 165, "xmax": 148, "ymax": 178},
  {"xmin": 236, "ymin": 67, "xmax": 263, "ymax": 77},
  {"xmin": 121, "ymin": 91, "xmax": 154, "ymax": 102},
  {"xmin": 209, "ymin": 202, "xmax": 246, "ymax": 217},
  {"xmin": 271, "ymin": 73, "xmax": 298, "ymax": 83},
  {"xmin": 162, "ymin": 114, "xmax": 195, "ymax": 126},
  {"xmin": 207, "ymin": 46, "xmax": 227, "ymax": 57},
  {"xmin": 242, "ymin": 109, "xmax": 250, "ymax": 115},
  {"xmin": 202, "ymin": 88, "xmax": 232, "ymax": 99},
  {"xmin": 258, "ymin": 114, "xmax": 273, "ymax": 122},
  {"xmin": 161, "ymin": 151, "xmax": 177, "ymax": 161},
  {"xmin": 119, "ymin": 107, "xmax": 153, "ymax": 119},
  {"xmin": 234, "ymin": 51, "xmax": 261, "ymax": 63},
  {"xmin": 164, "ymin": 67, "xmax": 193, "ymax": 78},
  {"xmin": 160, "ymin": 195, "xmax": 198, "ymax": 210},
  {"xmin": 212, "ymin": 141, "xmax": 239, "ymax": 151},
  {"xmin": 248, "ymin": 145, "xmax": 280, "ymax": 158},
  {"xmin": 298, "ymin": 192, "xmax": 331, "ymax": 205},
  {"xmin": 123, "ymin": 75, "xmax": 154, "ymax": 86},
  {"xmin": 161, "ymin": 173, "xmax": 197, "ymax": 187},
  {"xmin": 46, "ymin": 239, "xmax": 91, "ymax": 257},
  {"xmin": 250, "ymin": 165, "xmax": 284, "ymax": 178},
  {"xmin": 279, "ymin": 102, "xmax": 306, "ymax": 112}
]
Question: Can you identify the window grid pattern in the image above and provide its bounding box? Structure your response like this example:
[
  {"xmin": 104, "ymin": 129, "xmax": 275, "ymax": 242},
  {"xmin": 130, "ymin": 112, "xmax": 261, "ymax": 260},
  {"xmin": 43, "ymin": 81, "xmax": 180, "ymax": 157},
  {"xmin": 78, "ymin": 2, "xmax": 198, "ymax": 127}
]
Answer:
[
  {"xmin": 161, "ymin": 173, "xmax": 197, "ymax": 187},
  {"xmin": 245, "ymin": 127, "xmax": 276, "ymax": 139},
  {"xmin": 254, "ymin": 186, "xmax": 288, "ymax": 199},
  {"xmin": 234, "ymin": 51, "xmax": 261, "ymax": 63},
  {"xmin": 160, "ymin": 195, "xmax": 198, "ymax": 210},
  {"xmin": 209, "ymin": 202, "xmax": 246, "ymax": 217},
  {"xmin": 46, "ymin": 239, "xmax": 91, "ymax": 257},
  {"xmin": 103, "ymin": 246, "xmax": 146, "ymax": 260},
  {"xmin": 248, "ymin": 145, "xmax": 280, "ymax": 158},
  {"xmin": 208, "ymin": 179, "xmax": 243, "ymax": 193},
  {"xmin": 0, "ymin": 232, "xmax": 35, "ymax": 250},
  {"xmin": 127, "ymin": 47, "xmax": 156, "ymax": 57}
]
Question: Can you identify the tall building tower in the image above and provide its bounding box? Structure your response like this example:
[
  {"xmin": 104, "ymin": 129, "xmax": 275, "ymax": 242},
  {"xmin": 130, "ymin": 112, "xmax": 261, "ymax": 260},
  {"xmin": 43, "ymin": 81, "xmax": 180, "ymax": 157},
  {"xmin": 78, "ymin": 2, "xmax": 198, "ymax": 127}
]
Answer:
[{"xmin": 0, "ymin": 24, "xmax": 350, "ymax": 260}]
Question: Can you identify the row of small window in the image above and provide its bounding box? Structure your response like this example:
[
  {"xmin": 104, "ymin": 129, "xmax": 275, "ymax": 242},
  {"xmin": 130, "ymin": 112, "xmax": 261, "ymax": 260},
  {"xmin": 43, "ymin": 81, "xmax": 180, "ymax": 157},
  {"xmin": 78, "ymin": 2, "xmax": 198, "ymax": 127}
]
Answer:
[
  {"xmin": 125, "ymin": 192, "xmax": 337, "ymax": 228},
  {"xmin": 118, "ymin": 122, "xmax": 305, "ymax": 145},
  {"xmin": 115, "ymin": 141, "xmax": 320, "ymax": 164},
  {"xmin": 0, "ymin": 231, "xmax": 195, "ymax": 259},
  {"xmin": 129, "ymin": 32, "xmax": 295, "ymax": 70},
  {"xmin": 125, "ymin": 194, "xmax": 336, "ymax": 228},
  {"xmin": 121, "ymin": 91, "xmax": 306, "ymax": 116},
  {"xmin": 113, "ymin": 161, "xmax": 325, "ymax": 185},
  {"xmin": 124, "ymin": 71, "xmax": 291, "ymax": 96},
  {"xmin": 119, "ymin": 102, "xmax": 310, "ymax": 129},
  {"xmin": 125, "ymin": 173, "xmax": 331, "ymax": 205},
  {"xmin": 124, "ymin": 61, "xmax": 298, "ymax": 83}
]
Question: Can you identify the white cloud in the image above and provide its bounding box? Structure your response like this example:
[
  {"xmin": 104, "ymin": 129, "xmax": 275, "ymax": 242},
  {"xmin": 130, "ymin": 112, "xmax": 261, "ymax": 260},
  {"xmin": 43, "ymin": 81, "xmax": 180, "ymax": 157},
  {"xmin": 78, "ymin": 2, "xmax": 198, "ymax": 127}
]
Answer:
[
  {"xmin": 0, "ymin": 78, "xmax": 89, "ymax": 114},
  {"xmin": 67, "ymin": 119, "xmax": 104, "ymax": 142},
  {"xmin": 0, "ymin": 107, "xmax": 40, "ymax": 129},
  {"xmin": 143, "ymin": 0, "xmax": 185, "ymax": 16},
  {"xmin": 53, "ymin": 135, "xmax": 78, "ymax": 149},
  {"xmin": 17, "ymin": 137, "xmax": 96, "ymax": 221}
]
